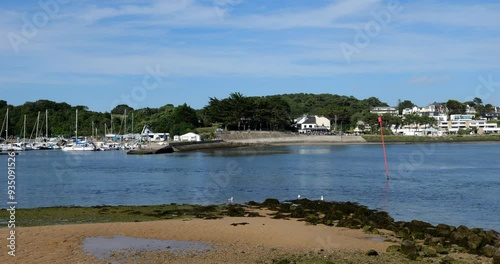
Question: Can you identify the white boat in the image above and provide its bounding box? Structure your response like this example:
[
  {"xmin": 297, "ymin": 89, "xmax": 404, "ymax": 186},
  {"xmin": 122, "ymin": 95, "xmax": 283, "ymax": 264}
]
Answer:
[
  {"xmin": 61, "ymin": 109, "xmax": 96, "ymax": 151},
  {"xmin": 0, "ymin": 108, "xmax": 22, "ymax": 152},
  {"xmin": 33, "ymin": 141, "xmax": 54, "ymax": 150},
  {"xmin": 93, "ymin": 141, "xmax": 121, "ymax": 151},
  {"xmin": 0, "ymin": 143, "xmax": 23, "ymax": 151},
  {"xmin": 61, "ymin": 141, "xmax": 96, "ymax": 151},
  {"xmin": 20, "ymin": 142, "xmax": 34, "ymax": 151}
]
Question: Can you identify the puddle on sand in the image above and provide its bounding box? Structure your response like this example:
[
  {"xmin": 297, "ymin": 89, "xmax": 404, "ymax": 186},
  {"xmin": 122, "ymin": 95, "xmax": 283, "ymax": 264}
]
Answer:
[
  {"xmin": 83, "ymin": 236, "xmax": 212, "ymax": 260},
  {"xmin": 365, "ymin": 237, "xmax": 386, "ymax": 242}
]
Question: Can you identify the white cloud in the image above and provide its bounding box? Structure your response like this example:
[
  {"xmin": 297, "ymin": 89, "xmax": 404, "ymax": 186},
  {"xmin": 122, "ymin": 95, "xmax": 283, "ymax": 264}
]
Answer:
[
  {"xmin": 398, "ymin": 2, "xmax": 500, "ymax": 29},
  {"xmin": 410, "ymin": 75, "xmax": 450, "ymax": 85},
  {"xmin": 0, "ymin": 0, "xmax": 499, "ymax": 80},
  {"xmin": 77, "ymin": 0, "xmax": 195, "ymax": 24},
  {"xmin": 228, "ymin": 0, "xmax": 381, "ymax": 29}
]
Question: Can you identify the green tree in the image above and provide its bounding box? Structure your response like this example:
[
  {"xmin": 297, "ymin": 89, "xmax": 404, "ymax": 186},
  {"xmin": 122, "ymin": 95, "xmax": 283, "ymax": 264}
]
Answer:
[
  {"xmin": 170, "ymin": 104, "xmax": 197, "ymax": 126},
  {"xmin": 484, "ymin": 104, "xmax": 495, "ymax": 113},
  {"xmin": 322, "ymin": 105, "xmax": 349, "ymax": 127},
  {"xmin": 473, "ymin": 97, "xmax": 483, "ymax": 106},
  {"xmin": 227, "ymin": 92, "xmax": 253, "ymax": 130},
  {"xmin": 403, "ymin": 113, "xmax": 420, "ymax": 127},
  {"xmin": 265, "ymin": 96, "xmax": 292, "ymax": 130},
  {"xmin": 363, "ymin": 97, "xmax": 388, "ymax": 107},
  {"xmin": 148, "ymin": 105, "xmax": 174, "ymax": 132},
  {"xmin": 446, "ymin": 100, "xmax": 466, "ymax": 115},
  {"xmin": 111, "ymin": 104, "xmax": 134, "ymax": 115},
  {"xmin": 420, "ymin": 116, "xmax": 437, "ymax": 131}
]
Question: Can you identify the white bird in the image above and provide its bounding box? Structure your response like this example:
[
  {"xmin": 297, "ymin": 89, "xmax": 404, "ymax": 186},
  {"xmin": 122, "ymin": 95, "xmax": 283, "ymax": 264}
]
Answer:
[
  {"xmin": 227, "ymin": 197, "xmax": 234, "ymax": 204},
  {"xmin": 297, "ymin": 195, "xmax": 301, "ymax": 199},
  {"xmin": 320, "ymin": 196, "xmax": 324, "ymax": 201}
]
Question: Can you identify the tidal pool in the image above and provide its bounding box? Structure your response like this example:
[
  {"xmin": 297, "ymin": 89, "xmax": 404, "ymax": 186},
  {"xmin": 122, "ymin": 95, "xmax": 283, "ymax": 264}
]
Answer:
[{"xmin": 83, "ymin": 236, "xmax": 212, "ymax": 260}]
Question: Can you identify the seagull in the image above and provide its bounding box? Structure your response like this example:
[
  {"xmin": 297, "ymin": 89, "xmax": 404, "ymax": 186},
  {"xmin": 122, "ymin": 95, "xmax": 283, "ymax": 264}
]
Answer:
[
  {"xmin": 227, "ymin": 197, "xmax": 234, "ymax": 204},
  {"xmin": 297, "ymin": 195, "xmax": 301, "ymax": 199},
  {"xmin": 320, "ymin": 196, "xmax": 324, "ymax": 201}
]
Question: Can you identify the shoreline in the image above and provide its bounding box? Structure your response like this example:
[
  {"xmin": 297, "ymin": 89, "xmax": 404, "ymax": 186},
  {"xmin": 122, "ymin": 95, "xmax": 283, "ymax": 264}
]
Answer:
[
  {"xmin": 171, "ymin": 136, "xmax": 500, "ymax": 152},
  {"xmin": 118, "ymin": 134, "xmax": 500, "ymax": 154},
  {"xmin": 362, "ymin": 135, "xmax": 500, "ymax": 144},
  {"xmin": 1, "ymin": 199, "xmax": 498, "ymax": 263}
]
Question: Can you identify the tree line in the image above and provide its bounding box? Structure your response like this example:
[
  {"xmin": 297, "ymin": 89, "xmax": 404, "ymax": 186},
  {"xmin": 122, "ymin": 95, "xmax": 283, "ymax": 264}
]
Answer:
[{"xmin": 0, "ymin": 94, "xmax": 496, "ymax": 139}]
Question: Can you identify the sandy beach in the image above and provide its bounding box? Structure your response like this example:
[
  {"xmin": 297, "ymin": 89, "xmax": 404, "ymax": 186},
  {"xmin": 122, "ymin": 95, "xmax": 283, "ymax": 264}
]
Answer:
[{"xmin": 1, "ymin": 209, "xmax": 494, "ymax": 264}]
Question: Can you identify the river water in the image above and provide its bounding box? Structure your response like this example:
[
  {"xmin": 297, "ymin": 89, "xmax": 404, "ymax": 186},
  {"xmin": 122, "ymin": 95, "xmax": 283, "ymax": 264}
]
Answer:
[{"xmin": 1, "ymin": 143, "xmax": 499, "ymax": 231}]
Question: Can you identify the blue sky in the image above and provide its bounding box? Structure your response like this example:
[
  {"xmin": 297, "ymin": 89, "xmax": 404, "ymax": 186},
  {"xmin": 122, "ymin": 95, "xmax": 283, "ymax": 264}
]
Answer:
[{"xmin": 1, "ymin": 0, "xmax": 499, "ymax": 112}]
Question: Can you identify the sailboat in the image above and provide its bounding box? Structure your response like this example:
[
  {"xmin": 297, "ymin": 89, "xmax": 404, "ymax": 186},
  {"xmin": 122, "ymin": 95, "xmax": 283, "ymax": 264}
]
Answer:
[
  {"xmin": 20, "ymin": 115, "xmax": 33, "ymax": 150},
  {"xmin": 33, "ymin": 110, "xmax": 54, "ymax": 150},
  {"xmin": 61, "ymin": 109, "xmax": 96, "ymax": 151},
  {"xmin": 0, "ymin": 109, "xmax": 22, "ymax": 152}
]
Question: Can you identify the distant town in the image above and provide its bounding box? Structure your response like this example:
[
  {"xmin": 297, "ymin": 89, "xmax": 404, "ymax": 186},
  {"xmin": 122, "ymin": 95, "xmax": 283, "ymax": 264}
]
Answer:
[
  {"xmin": 293, "ymin": 98, "xmax": 500, "ymax": 136},
  {"xmin": 366, "ymin": 101, "xmax": 500, "ymax": 136}
]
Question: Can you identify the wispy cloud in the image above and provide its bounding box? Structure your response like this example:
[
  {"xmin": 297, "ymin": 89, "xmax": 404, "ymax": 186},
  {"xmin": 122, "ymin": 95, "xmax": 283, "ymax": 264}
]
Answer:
[
  {"xmin": 410, "ymin": 75, "xmax": 450, "ymax": 85},
  {"xmin": 398, "ymin": 2, "xmax": 500, "ymax": 29},
  {"xmin": 1, "ymin": 0, "xmax": 499, "ymax": 80},
  {"xmin": 78, "ymin": 0, "xmax": 196, "ymax": 24}
]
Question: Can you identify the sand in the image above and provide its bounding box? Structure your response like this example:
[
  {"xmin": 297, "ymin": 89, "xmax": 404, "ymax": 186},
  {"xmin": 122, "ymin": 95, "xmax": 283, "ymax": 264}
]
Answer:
[{"xmin": 0, "ymin": 212, "xmax": 492, "ymax": 263}]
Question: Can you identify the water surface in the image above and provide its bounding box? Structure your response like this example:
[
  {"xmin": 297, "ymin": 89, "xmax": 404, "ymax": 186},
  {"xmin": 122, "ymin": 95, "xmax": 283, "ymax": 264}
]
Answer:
[{"xmin": 1, "ymin": 143, "xmax": 499, "ymax": 230}]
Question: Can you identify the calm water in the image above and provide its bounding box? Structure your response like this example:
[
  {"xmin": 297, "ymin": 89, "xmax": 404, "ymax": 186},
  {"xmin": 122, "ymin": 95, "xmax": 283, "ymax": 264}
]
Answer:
[
  {"xmin": 83, "ymin": 236, "xmax": 212, "ymax": 260},
  {"xmin": 1, "ymin": 143, "xmax": 499, "ymax": 231}
]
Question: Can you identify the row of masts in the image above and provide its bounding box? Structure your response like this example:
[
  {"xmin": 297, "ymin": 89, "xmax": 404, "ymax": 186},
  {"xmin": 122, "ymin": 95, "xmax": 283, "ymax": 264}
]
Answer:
[
  {"xmin": 105, "ymin": 110, "xmax": 135, "ymax": 136},
  {"xmin": 4, "ymin": 109, "xmax": 136, "ymax": 141}
]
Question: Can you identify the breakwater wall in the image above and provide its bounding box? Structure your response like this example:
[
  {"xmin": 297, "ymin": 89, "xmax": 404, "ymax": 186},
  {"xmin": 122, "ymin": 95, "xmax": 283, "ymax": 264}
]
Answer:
[{"xmin": 221, "ymin": 131, "xmax": 366, "ymax": 144}]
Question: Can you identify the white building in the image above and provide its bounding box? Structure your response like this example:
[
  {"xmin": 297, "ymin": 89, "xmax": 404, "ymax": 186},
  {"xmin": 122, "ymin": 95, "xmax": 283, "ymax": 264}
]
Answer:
[
  {"xmin": 141, "ymin": 125, "xmax": 170, "ymax": 142},
  {"xmin": 481, "ymin": 113, "xmax": 500, "ymax": 120},
  {"xmin": 418, "ymin": 103, "xmax": 448, "ymax": 120},
  {"xmin": 450, "ymin": 114, "xmax": 475, "ymax": 121},
  {"xmin": 400, "ymin": 104, "xmax": 448, "ymax": 123},
  {"xmin": 392, "ymin": 124, "xmax": 442, "ymax": 136},
  {"xmin": 370, "ymin": 107, "xmax": 398, "ymax": 116},
  {"xmin": 180, "ymin": 132, "xmax": 201, "ymax": 142},
  {"xmin": 438, "ymin": 118, "xmax": 500, "ymax": 134},
  {"xmin": 295, "ymin": 115, "xmax": 331, "ymax": 134},
  {"xmin": 402, "ymin": 107, "xmax": 419, "ymax": 116},
  {"xmin": 353, "ymin": 120, "xmax": 371, "ymax": 134}
]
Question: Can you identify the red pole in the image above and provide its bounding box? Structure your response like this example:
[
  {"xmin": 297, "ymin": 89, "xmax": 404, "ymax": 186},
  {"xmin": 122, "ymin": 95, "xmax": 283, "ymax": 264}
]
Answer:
[{"xmin": 378, "ymin": 117, "xmax": 390, "ymax": 180}]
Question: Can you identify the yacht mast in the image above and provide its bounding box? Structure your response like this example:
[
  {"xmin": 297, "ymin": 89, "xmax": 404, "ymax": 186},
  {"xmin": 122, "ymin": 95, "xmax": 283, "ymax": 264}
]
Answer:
[
  {"xmin": 124, "ymin": 109, "xmax": 127, "ymax": 135},
  {"xmin": 23, "ymin": 115, "xmax": 26, "ymax": 141},
  {"xmin": 5, "ymin": 108, "xmax": 8, "ymax": 142},
  {"xmin": 46, "ymin": 109, "xmax": 49, "ymax": 138},
  {"xmin": 110, "ymin": 113, "xmax": 113, "ymax": 135},
  {"xmin": 76, "ymin": 109, "xmax": 78, "ymax": 141},
  {"xmin": 36, "ymin": 111, "xmax": 40, "ymax": 139}
]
